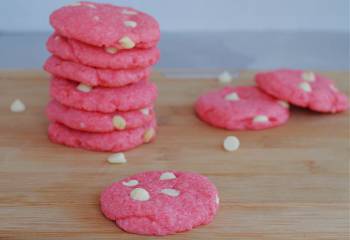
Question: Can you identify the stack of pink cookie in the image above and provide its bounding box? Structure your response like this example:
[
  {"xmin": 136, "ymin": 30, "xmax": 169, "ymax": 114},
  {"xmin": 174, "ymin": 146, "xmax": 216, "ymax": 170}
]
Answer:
[{"xmin": 44, "ymin": 2, "xmax": 160, "ymax": 152}]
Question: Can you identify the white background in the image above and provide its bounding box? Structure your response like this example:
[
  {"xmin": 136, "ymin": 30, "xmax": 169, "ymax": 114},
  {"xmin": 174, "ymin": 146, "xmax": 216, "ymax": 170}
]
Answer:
[{"xmin": 0, "ymin": 0, "xmax": 348, "ymax": 32}]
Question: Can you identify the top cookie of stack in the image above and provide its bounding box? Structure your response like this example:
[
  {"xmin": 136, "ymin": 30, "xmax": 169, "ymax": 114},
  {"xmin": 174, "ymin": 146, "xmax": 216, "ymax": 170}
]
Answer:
[{"xmin": 44, "ymin": 2, "xmax": 160, "ymax": 152}]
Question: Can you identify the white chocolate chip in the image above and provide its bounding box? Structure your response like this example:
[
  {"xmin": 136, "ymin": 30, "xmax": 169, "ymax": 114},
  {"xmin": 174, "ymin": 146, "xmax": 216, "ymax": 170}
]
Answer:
[
  {"xmin": 54, "ymin": 35, "xmax": 60, "ymax": 41},
  {"xmin": 93, "ymin": 16, "xmax": 100, "ymax": 21},
  {"xmin": 112, "ymin": 115, "xmax": 126, "ymax": 130},
  {"xmin": 253, "ymin": 115, "xmax": 269, "ymax": 123},
  {"xmin": 302, "ymin": 71, "xmax": 316, "ymax": 82},
  {"xmin": 124, "ymin": 20, "xmax": 137, "ymax": 28},
  {"xmin": 277, "ymin": 100, "xmax": 289, "ymax": 109},
  {"xmin": 119, "ymin": 36, "xmax": 135, "ymax": 49},
  {"xmin": 122, "ymin": 9, "xmax": 138, "ymax": 15},
  {"xmin": 223, "ymin": 136, "xmax": 240, "ymax": 152},
  {"xmin": 160, "ymin": 172, "xmax": 176, "ymax": 180},
  {"xmin": 330, "ymin": 84, "xmax": 339, "ymax": 92},
  {"xmin": 140, "ymin": 108, "xmax": 150, "ymax": 115},
  {"xmin": 85, "ymin": 3, "xmax": 96, "ymax": 8},
  {"xmin": 215, "ymin": 194, "xmax": 220, "ymax": 205},
  {"xmin": 143, "ymin": 128, "xmax": 155, "ymax": 143},
  {"xmin": 299, "ymin": 82, "xmax": 312, "ymax": 92},
  {"xmin": 10, "ymin": 99, "xmax": 26, "ymax": 112},
  {"xmin": 107, "ymin": 153, "xmax": 127, "ymax": 164},
  {"xmin": 122, "ymin": 179, "xmax": 139, "ymax": 187},
  {"xmin": 105, "ymin": 46, "xmax": 118, "ymax": 54},
  {"xmin": 218, "ymin": 71, "xmax": 232, "ymax": 84},
  {"xmin": 161, "ymin": 188, "xmax": 180, "ymax": 197},
  {"xmin": 79, "ymin": 122, "xmax": 86, "ymax": 128},
  {"xmin": 130, "ymin": 188, "xmax": 150, "ymax": 201},
  {"xmin": 225, "ymin": 92, "xmax": 239, "ymax": 101},
  {"xmin": 76, "ymin": 83, "xmax": 92, "ymax": 93}
]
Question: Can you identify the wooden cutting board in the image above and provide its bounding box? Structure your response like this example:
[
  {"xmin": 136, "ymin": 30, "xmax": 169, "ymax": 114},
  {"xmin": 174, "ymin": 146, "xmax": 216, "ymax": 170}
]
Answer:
[{"xmin": 0, "ymin": 70, "xmax": 348, "ymax": 240}]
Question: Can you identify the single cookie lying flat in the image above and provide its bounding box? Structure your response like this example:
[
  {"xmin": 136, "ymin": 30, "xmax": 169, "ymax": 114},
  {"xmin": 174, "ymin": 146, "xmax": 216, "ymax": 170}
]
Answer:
[
  {"xmin": 255, "ymin": 69, "xmax": 349, "ymax": 113},
  {"xmin": 50, "ymin": 76, "xmax": 157, "ymax": 113},
  {"xmin": 195, "ymin": 86, "xmax": 290, "ymax": 130},
  {"xmin": 44, "ymin": 56, "xmax": 151, "ymax": 87},
  {"xmin": 100, "ymin": 171, "xmax": 219, "ymax": 236},
  {"xmin": 47, "ymin": 34, "xmax": 160, "ymax": 69},
  {"xmin": 47, "ymin": 100, "xmax": 155, "ymax": 132},
  {"xmin": 50, "ymin": 2, "xmax": 160, "ymax": 49},
  {"xmin": 48, "ymin": 119, "xmax": 156, "ymax": 152}
]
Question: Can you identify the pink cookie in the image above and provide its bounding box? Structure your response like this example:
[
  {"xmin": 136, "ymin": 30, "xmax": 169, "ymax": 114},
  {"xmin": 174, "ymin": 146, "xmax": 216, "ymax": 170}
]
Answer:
[
  {"xmin": 47, "ymin": 34, "xmax": 160, "ymax": 69},
  {"xmin": 195, "ymin": 86, "xmax": 290, "ymax": 130},
  {"xmin": 46, "ymin": 100, "xmax": 155, "ymax": 133},
  {"xmin": 48, "ymin": 119, "xmax": 156, "ymax": 152},
  {"xmin": 255, "ymin": 69, "xmax": 349, "ymax": 113},
  {"xmin": 50, "ymin": 2, "xmax": 160, "ymax": 49},
  {"xmin": 50, "ymin": 76, "xmax": 157, "ymax": 113},
  {"xmin": 44, "ymin": 56, "xmax": 151, "ymax": 87},
  {"xmin": 100, "ymin": 171, "xmax": 219, "ymax": 236}
]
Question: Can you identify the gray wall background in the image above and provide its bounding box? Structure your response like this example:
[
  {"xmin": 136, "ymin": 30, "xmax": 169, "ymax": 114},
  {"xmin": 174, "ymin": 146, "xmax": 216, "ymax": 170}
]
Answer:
[
  {"xmin": 1, "ymin": 0, "xmax": 349, "ymax": 32},
  {"xmin": 0, "ymin": 0, "xmax": 349, "ymax": 70}
]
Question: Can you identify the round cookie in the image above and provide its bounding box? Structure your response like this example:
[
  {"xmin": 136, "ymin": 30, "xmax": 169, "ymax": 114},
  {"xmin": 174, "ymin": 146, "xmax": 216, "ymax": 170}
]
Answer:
[
  {"xmin": 100, "ymin": 171, "xmax": 219, "ymax": 236},
  {"xmin": 48, "ymin": 119, "xmax": 156, "ymax": 152},
  {"xmin": 47, "ymin": 34, "xmax": 160, "ymax": 69},
  {"xmin": 255, "ymin": 69, "xmax": 349, "ymax": 113},
  {"xmin": 50, "ymin": 2, "xmax": 160, "ymax": 49},
  {"xmin": 50, "ymin": 76, "xmax": 157, "ymax": 113},
  {"xmin": 195, "ymin": 86, "xmax": 290, "ymax": 130},
  {"xmin": 46, "ymin": 100, "xmax": 155, "ymax": 133},
  {"xmin": 44, "ymin": 56, "xmax": 151, "ymax": 87}
]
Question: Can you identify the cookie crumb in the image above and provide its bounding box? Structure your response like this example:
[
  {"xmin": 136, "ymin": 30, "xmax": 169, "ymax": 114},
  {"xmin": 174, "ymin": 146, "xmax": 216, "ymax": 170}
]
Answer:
[
  {"xmin": 223, "ymin": 136, "xmax": 240, "ymax": 152},
  {"xmin": 130, "ymin": 188, "xmax": 150, "ymax": 201},
  {"xmin": 218, "ymin": 71, "xmax": 233, "ymax": 84},
  {"xmin": 10, "ymin": 99, "xmax": 26, "ymax": 112},
  {"xmin": 107, "ymin": 153, "xmax": 127, "ymax": 164}
]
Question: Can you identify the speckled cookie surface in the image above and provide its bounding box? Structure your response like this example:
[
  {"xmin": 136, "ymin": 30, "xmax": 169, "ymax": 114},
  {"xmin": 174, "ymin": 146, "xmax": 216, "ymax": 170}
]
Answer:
[
  {"xmin": 46, "ymin": 100, "xmax": 155, "ymax": 133},
  {"xmin": 50, "ymin": 76, "xmax": 157, "ymax": 113},
  {"xmin": 48, "ymin": 119, "xmax": 156, "ymax": 152},
  {"xmin": 195, "ymin": 86, "xmax": 290, "ymax": 130},
  {"xmin": 50, "ymin": 2, "xmax": 160, "ymax": 49},
  {"xmin": 44, "ymin": 56, "xmax": 151, "ymax": 87},
  {"xmin": 47, "ymin": 34, "xmax": 160, "ymax": 69},
  {"xmin": 100, "ymin": 171, "xmax": 219, "ymax": 236},
  {"xmin": 255, "ymin": 69, "xmax": 349, "ymax": 113}
]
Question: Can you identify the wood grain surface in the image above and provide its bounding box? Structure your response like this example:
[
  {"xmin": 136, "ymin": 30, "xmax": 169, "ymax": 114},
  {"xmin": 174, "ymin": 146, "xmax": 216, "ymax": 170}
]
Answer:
[{"xmin": 0, "ymin": 70, "xmax": 349, "ymax": 240}]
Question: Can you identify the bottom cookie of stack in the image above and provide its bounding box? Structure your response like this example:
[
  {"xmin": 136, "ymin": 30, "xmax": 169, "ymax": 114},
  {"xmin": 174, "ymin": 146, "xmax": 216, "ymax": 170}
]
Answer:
[{"xmin": 48, "ymin": 119, "xmax": 156, "ymax": 152}]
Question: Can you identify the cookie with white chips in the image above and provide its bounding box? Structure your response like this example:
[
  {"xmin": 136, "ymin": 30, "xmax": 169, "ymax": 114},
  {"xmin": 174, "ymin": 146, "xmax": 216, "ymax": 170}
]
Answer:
[
  {"xmin": 100, "ymin": 171, "xmax": 219, "ymax": 236},
  {"xmin": 50, "ymin": 2, "xmax": 160, "ymax": 49},
  {"xmin": 195, "ymin": 86, "xmax": 290, "ymax": 130},
  {"xmin": 255, "ymin": 69, "xmax": 349, "ymax": 113}
]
